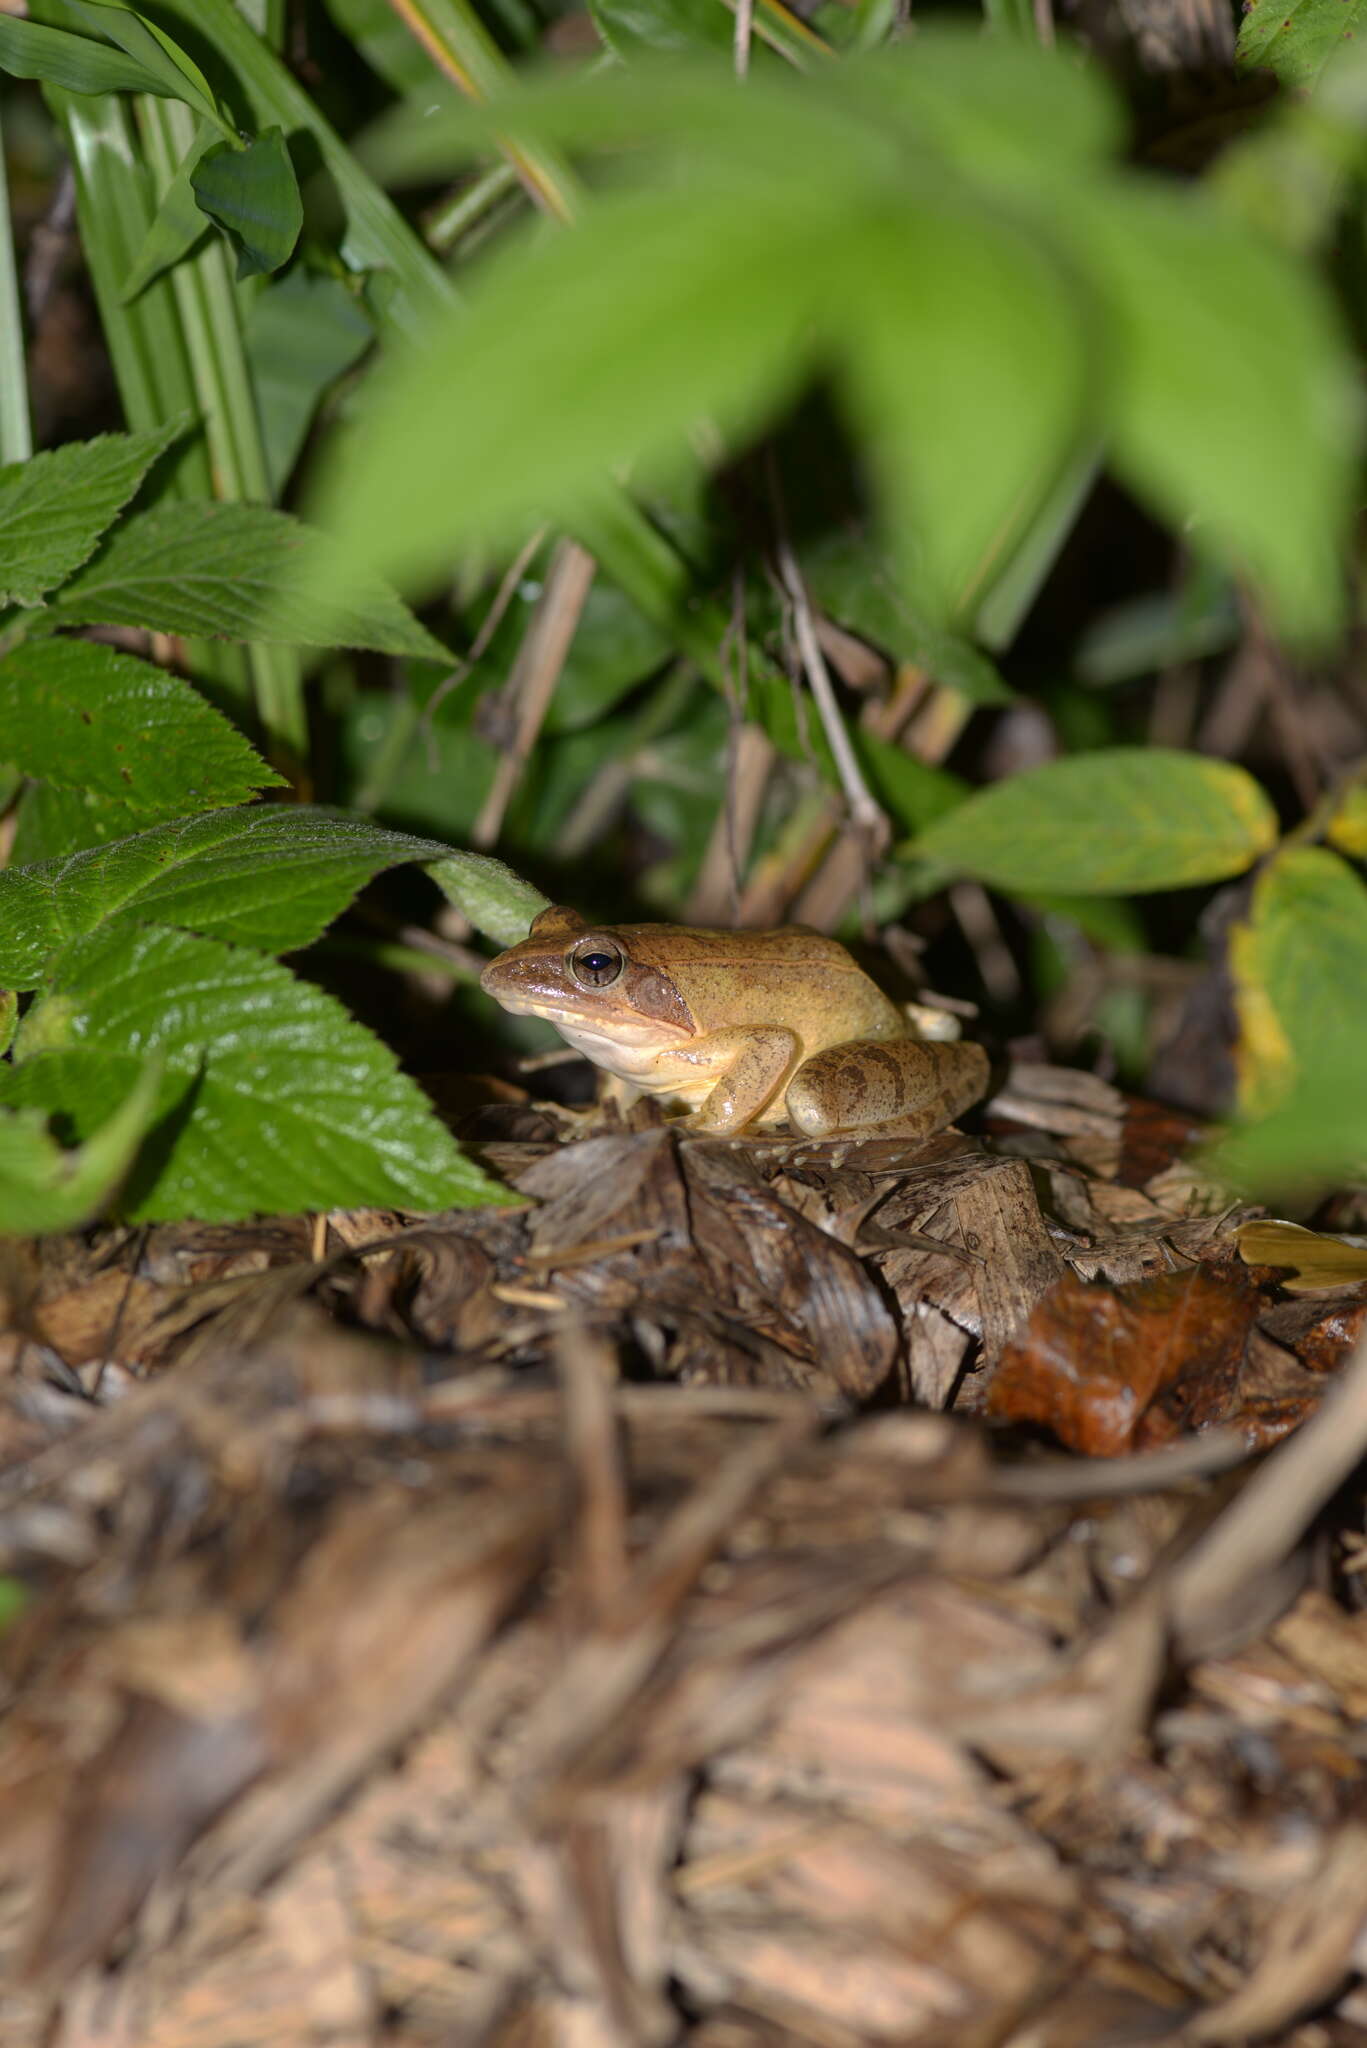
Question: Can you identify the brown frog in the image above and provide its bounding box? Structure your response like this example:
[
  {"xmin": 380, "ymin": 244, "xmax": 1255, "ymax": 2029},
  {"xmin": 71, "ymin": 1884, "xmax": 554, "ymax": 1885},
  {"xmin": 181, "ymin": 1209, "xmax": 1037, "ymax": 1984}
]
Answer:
[{"xmin": 479, "ymin": 907, "xmax": 988, "ymax": 1139}]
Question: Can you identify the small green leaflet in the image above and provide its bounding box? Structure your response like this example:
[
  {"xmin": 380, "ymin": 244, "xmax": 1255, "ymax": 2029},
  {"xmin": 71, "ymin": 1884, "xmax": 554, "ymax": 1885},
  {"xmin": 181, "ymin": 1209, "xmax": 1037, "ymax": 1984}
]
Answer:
[
  {"xmin": 0, "ymin": 418, "xmax": 186, "ymax": 608},
  {"xmin": 192, "ymin": 128, "xmax": 304, "ymax": 281},
  {"xmin": 1237, "ymin": 0, "xmax": 1367, "ymax": 90},
  {"xmin": 49, "ymin": 501, "xmax": 453, "ymax": 660},
  {"xmin": 122, "ymin": 126, "xmax": 215, "ymax": 301},
  {"xmin": 909, "ymin": 749, "xmax": 1280, "ymax": 895},
  {"xmin": 3, "ymin": 925, "xmax": 512, "ymax": 1222},
  {"xmin": 430, "ymin": 851, "xmax": 549, "ymax": 948},
  {"xmin": 0, "ymin": 639, "xmax": 282, "ymax": 819},
  {"xmin": 0, "ymin": 1060, "xmax": 161, "ymax": 1234}
]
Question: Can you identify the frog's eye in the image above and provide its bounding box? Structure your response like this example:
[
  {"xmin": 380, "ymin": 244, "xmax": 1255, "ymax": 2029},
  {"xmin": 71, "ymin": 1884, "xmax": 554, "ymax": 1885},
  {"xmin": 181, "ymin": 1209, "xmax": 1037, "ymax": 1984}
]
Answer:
[{"xmin": 569, "ymin": 939, "xmax": 625, "ymax": 989}]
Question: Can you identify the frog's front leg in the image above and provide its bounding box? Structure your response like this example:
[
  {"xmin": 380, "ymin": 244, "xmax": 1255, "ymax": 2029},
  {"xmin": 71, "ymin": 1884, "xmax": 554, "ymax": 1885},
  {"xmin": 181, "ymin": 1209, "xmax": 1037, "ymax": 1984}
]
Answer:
[
  {"xmin": 677, "ymin": 1027, "xmax": 802, "ymax": 1132},
  {"xmin": 784, "ymin": 1037, "xmax": 989, "ymax": 1140}
]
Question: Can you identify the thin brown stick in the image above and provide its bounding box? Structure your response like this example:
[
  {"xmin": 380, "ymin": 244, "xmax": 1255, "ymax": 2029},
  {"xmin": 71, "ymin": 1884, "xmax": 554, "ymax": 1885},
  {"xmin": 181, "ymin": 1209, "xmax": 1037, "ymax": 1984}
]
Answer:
[{"xmin": 472, "ymin": 539, "xmax": 597, "ymax": 848}]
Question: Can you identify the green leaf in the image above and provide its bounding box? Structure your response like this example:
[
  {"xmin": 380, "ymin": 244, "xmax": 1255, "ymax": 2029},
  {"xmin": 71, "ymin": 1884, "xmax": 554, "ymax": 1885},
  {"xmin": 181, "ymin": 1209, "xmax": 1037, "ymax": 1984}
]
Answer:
[
  {"xmin": 428, "ymin": 851, "xmax": 549, "ymax": 948},
  {"xmin": 910, "ymin": 748, "xmax": 1279, "ymax": 895},
  {"xmin": 2, "ymin": 925, "xmax": 511, "ymax": 1221},
  {"xmin": 838, "ymin": 199, "xmax": 1091, "ymax": 620},
  {"xmin": 0, "ymin": 1058, "xmax": 161, "ymax": 1234},
  {"xmin": 0, "ymin": 639, "xmax": 282, "ymax": 818},
  {"xmin": 852, "ymin": 731, "xmax": 966, "ymax": 835},
  {"xmin": 1205, "ymin": 1058, "xmax": 1367, "ymax": 1197},
  {"xmin": 1063, "ymin": 185, "xmax": 1357, "ymax": 641},
  {"xmin": 121, "ymin": 125, "xmax": 214, "ymax": 300},
  {"xmin": 0, "ymin": 14, "xmax": 174, "ymax": 98},
  {"xmin": 0, "ymin": 418, "xmax": 186, "ymax": 608},
  {"xmin": 589, "ymin": 0, "xmax": 732, "ymax": 61},
  {"xmin": 191, "ymin": 127, "xmax": 304, "ymax": 281},
  {"xmin": 1228, "ymin": 845, "xmax": 1367, "ymax": 1115},
  {"xmin": 1326, "ymin": 772, "xmax": 1367, "ymax": 857},
  {"xmin": 244, "ymin": 268, "xmax": 374, "ymax": 498},
  {"xmin": 1236, "ymin": 0, "xmax": 1367, "ymax": 89},
  {"xmin": 50, "ymin": 501, "xmax": 453, "ymax": 659},
  {"xmin": 0, "ymin": 805, "xmax": 459, "ymax": 989},
  {"xmin": 36, "ymin": 0, "xmax": 227, "ymax": 133},
  {"xmin": 800, "ymin": 527, "xmax": 1011, "ymax": 703},
  {"xmin": 309, "ymin": 175, "xmax": 857, "ymax": 598}
]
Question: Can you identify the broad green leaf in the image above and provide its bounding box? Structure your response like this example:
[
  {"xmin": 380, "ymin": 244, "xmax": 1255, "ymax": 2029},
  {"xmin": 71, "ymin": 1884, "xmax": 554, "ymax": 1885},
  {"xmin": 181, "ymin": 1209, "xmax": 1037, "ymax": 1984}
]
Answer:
[
  {"xmin": 590, "ymin": 0, "xmax": 732, "ymax": 61},
  {"xmin": 1228, "ymin": 845, "xmax": 1367, "ymax": 1115},
  {"xmin": 1207, "ymin": 1060, "xmax": 1367, "ymax": 1196},
  {"xmin": 1236, "ymin": 0, "xmax": 1367, "ymax": 89},
  {"xmin": 1326, "ymin": 771, "xmax": 1367, "ymax": 857},
  {"xmin": 0, "ymin": 640, "xmax": 282, "ymax": 818},
  {"xmin": 36, "ymin": 0, "xmax": 227, "ymax": 132},
  {"xmin": 0, "ymin": 15, "xmax": 172, "ymax": 98},
  {"xmin": 838, "ymin": 199, "xmax": 1091, "ymax": 620},
  {"xmin": 122, "ymin": 125, "xmax": 214, "ymax": 300},
  {"xmin": 50, "ymin": 501, "xmax": 453, "ymax": 659},
  {"xmin": 1063, "ymin": 185, "xmax": 1357, "ymax": 640},
  {"xmin": 3, "ymin": 925, "xmax": 512, "ymax": 1220},
  {"xmin": 853, "ymin": 732, "xmax": 966, "ymax": 835},
  {"xmin": 244, "ymin": 268, "xmax": 374, "ymax": 497},
  {"xmin": 310, "ymin": 177, "xmax": 852, "ymax": 600},
  {"xmin": 0, "ymin": 805, "xmax": 458, "ymax": 988},
  {"xmin": 0, "ymin": 1059, "xmax": 161, "ymax": 1234},
  {"xmin": 191, "ymin": 127, "xmax": 303, "ymax": 281},
  {"xmin": 911, "ymin": 749, "xmax": 1279, "ymax": 895},
  {"xmin": 0, "ymin": 418, "xmax": 185, "ymax": 607},
  {"xmin": 429, "ymin": 851, "xmax": 550, "ymax": 948}
]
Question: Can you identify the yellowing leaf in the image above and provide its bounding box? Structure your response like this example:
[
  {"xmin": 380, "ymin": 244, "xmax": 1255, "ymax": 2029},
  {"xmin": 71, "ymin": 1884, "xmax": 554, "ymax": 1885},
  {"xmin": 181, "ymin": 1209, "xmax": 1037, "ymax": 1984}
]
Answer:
[{"xmin": 1229, "ymin": 845, "xmax": 1367, "ymax": 1115}]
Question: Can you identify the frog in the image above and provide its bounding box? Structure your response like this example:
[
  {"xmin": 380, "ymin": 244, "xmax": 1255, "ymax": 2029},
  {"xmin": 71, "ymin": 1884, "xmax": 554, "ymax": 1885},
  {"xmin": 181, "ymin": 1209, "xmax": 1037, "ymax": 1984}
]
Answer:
[{"xmin": 479, "ymin": 906, "xmax": 989, "ymax": 1140}]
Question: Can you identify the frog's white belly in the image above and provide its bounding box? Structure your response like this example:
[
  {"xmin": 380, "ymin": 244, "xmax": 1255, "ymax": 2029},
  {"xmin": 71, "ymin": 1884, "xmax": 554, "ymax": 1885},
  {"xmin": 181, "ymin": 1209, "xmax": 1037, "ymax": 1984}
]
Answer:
[{"xmin": 555, "ymin": 1021, "xmax": 717, "ymax": 1108}]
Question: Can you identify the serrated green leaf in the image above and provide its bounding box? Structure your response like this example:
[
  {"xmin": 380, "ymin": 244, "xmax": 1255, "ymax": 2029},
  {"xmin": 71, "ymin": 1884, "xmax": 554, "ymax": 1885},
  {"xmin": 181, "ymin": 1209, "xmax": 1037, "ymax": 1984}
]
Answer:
[
  {"xmin": 0, "ymin": 639, "xmax": 282, "ymax": 817},
  {"xmin": 36, "ymin": 0, "xmax": 227, "ymax": 132},
  {"xmin": 1063, "ymin": 185, "xmax": 1357, "ymax": 641},
  {"xmin": 1237, "ymin": 0, "xmax": 1367, "ymax": 90},
  {"xmin": 0, "ymin": 805, "xmax": 458, "ymax": 988},
  {"xmin": 429, "ymin": 851, "xmax": 549, "ymax": 948},
  {"xmin": 2, "ymin": 925, "xmax": 511, "ymax": 1221},
  {"xmin": 0, "ymin": 14, "xmax": 171, "ymax": 98},
  {"xmin": 0, "ymin": 1058, "xmax": 161, "ymax": 1234},
  {"xmin": 0, "ymin": 418, "xmax": 186, "ymax": 608},
  {"xmin": 122, "ymin": 125, "xmax": 214, "ymax": 300},
  {"xmin": 191, "ymin": 127, "xmax": 303, "ymax": 281},
  {"xmin": 911, "ymin": 749, "xmax": 1279, "ymax": 895},
  {"xmin": 837, "ymin": 199, "xmax": 1091, "ymax": 620},
  {"xmin": 10, "ymin": 783, "xmax": 147, "ymax": 865},
  {"xmin": 50, "ymin": 501, "xmax": 453, "ymax": 659},
  {"xmin": 1228, "ymin": 845, "xmax": 1367, "ymax": 1116}
]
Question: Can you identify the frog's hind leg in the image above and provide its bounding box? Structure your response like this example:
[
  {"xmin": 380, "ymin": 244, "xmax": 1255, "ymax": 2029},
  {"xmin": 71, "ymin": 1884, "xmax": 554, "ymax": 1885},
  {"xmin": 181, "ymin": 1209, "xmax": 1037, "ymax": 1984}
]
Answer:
[{"xmin": 785, "ymin": 1038, "xmax": 989, "ymax": 1139}]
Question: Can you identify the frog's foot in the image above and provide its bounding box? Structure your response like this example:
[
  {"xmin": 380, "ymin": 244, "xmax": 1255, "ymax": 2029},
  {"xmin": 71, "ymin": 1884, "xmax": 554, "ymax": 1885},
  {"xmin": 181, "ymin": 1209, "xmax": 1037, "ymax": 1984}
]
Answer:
[{"xmin": 784, "ymin": 1037, "xmax": 989, "ymax": 1140}]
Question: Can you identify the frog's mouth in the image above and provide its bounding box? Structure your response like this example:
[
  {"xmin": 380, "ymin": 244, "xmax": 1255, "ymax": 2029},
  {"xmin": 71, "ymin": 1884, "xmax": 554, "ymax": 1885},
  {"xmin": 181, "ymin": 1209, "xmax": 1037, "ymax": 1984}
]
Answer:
[{"xmin": 481, "ymin": 956, "xmax": 696, "ymax": 1048}]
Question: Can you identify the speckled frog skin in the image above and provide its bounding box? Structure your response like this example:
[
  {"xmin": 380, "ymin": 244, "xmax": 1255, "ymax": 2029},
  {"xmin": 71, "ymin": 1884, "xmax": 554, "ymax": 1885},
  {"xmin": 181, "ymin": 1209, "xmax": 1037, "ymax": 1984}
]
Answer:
[{"xmin": 480, "ymin": 907, "xmax": 988, "ymax": 1139}]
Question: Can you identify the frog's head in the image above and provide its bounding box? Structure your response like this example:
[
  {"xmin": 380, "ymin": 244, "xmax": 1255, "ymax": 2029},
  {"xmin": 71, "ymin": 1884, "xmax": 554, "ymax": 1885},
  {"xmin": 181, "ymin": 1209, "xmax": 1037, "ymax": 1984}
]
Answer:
[{"xmin": 480, "ymin": 906, "xmax": 696, "ymax": 1050}]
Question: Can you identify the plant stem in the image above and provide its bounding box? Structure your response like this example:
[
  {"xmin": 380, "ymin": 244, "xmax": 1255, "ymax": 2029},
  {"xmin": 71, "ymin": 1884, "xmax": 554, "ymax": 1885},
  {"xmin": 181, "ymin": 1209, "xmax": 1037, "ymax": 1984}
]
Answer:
[{"xmin": 0, "ymin": 99, "xmax": 32, "ymax": 463}]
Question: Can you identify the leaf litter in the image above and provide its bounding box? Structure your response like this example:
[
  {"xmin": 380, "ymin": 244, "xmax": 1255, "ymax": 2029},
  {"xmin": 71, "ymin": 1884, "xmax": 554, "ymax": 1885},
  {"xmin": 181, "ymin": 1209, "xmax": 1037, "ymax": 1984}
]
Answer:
[{"xmin": 0, "ymin": 1060, "xmax": 1365, "ymax": 2046}]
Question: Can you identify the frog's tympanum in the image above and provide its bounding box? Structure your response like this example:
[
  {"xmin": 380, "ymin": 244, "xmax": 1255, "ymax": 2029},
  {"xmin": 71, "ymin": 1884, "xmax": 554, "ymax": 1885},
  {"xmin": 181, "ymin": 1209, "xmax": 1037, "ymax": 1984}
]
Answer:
[{"xmin": 480, "ymin": 907, "xmax": 989, "ymax": 1140}]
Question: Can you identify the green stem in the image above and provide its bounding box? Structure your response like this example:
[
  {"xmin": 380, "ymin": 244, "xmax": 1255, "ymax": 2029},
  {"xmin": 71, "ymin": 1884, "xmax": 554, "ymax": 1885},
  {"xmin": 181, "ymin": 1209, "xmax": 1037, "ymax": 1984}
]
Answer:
[
  {"xmin": 426, "ymin": 159, "xmax": 521, "ymax": 255},
  {"xmin": 0, "ymin": 98, "xmax": 32, "ymax": 463}
]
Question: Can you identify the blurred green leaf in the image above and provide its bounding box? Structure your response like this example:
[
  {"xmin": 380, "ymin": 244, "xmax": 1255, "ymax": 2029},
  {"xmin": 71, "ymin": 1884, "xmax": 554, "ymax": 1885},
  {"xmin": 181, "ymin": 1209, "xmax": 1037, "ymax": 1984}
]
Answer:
[
  {"xmin": 429, "ymin": 851, "xmax": 550, "ymax": 946},
  {"xmin": 1237, "ymin": 0, "xmax": 1367, "ymax": 90},
  {"xmin": 1326, "ymin": 773, "xmax": 1367, "ymax": 856},
  {"xmin": 36, "ymin": 0, "xmax": 228, "ymax": 132},
  {"xmin": 1063, "ymin": 185, "xmax": 1357, "ymax": 641},
  {"xmin": 1207, "ymin": 1063, "xmax": 1367, "ymax": 1198},
  {"xmin": 51, "ymin": 501, "xmax": 453, "ymax": 658},
  {"xmin": 838, "ymin": 198, "xmax": 1092, "ymax": 620},
  {"xmin": 244, "ymin": 268, "xmax": 374, "ymax": 497},
  {"xmin": 1075, "ymin": 580, "xmax": 1240, "ymax": 687},
  {"xmin": 121, "ymin": 124, "xmax": 214, "ymax": 299},
  {"xmin": 0, "ymin": 805, "xmax": 464, "ymax": 988},
  {"xmin": 1229, "ymin": 844, "xmax": 1367, "ymax": 1115},
  {"xmin": 911, "ymin": 749, "xmax": 1279, "ymax": 894},
  {"xmin": 0, "ymin": 640, "xmax": 283, "ymax": 818},
  {"xmin": 191, "ymin": 127, "xmax": 303, "ymax": 280},
  {"xmin": 590, "ymin": 0, "xmax": 732, "ymax": 60},
  {"xmin": 4, "ymin": 925, "xmax": 512, "ymax": 1220},
  {"xmin": 0, "ymin": 418, "xmax": 185, "ymax": 607},
  {"xmin": 0, "ymin": 1058, "xmax": 161, "ymax": 1233}
]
